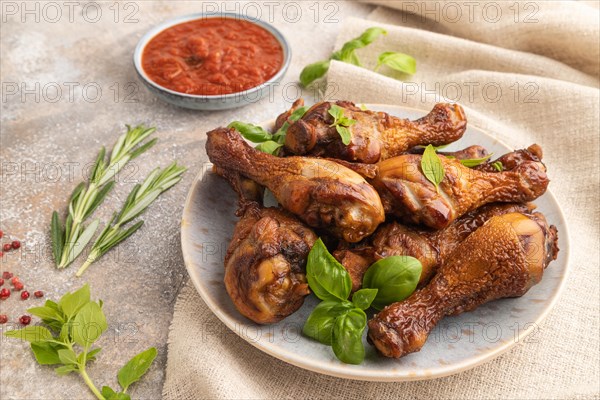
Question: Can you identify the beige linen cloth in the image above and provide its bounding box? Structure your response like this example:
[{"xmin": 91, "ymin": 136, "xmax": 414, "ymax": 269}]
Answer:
[{"xmin": 164, "ymin": 2, "xmax": 600, "ymax": 399}]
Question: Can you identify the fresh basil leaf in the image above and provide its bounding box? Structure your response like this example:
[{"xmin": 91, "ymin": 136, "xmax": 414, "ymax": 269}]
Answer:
[
  {"xmin": 59, "ymin": 323, "xmax": 71, "ymax": 342},
  {"xmin": 102, "ymin": 386, "xmax": 131, "ymax": 400},
  {"xmin": 363, "ymin": 256, "xmax": 422, "ymax": 310},
  {"xmin": 459, "ymin": 154, "xmax": 493, "ymax": 168},
  {"xmin": 44, "ymin": 320, "xmax": 63, "ymax": 333},
  {"xmin": 58, "ymin": 348, "xmax": 78, "ymax": 365},
  {"xmin": 328, "ymin": 104, "xmax": 344, "ymax": 122},
  {"xmin": 102, "ymin": 387, "xmax": 117, "ymax": 398},
  {"xmin": 228, "ymin": 121, "xmax": 273, "ymax": 143},
  {"xmin": 45, "ymin": 299, "xmax": 60, "ymax": 311},
  {"xmin": 273, "ymin": 106, "xmax": 309, "ymax": 142},
  {"xmin": 339, "ymin": 117, "xmax": 356, "ymax": 127},
  {"xmin": 31, "ymin": 342, "xmax": 63, "ymax": 365},
  {"xmin": 255, "ymin": 141, "xmax": 283, "ymax": 155},
  {"xmin": 337, "ymin": 27, "xmax": 387, "ymax": 63},
  {"xmin": 328, "ymin": 105, "xmax": 355, "ymax": 145},
  {"xmin": 55, "ymin": 365, "xmax": 78, "ymax": 376},
  {"xmin": 58, "ymin": 284, "xmax": 91, "ymax": 319},
  {"xmin": 299, "ymin": 60, "xmax": 330, "ymax": 87},
  {"xmin": 336, "ymin": 126, "xmax": 352, "ymax": 146},
  {"xmin": 347, "ymin": 51, "xmax": 361, "ymax": 66},
  {"xmin": 72, "ymin": 301, "xmax": 107, "ymax": 349},
  {"xmin": 492, "ymin": 161, "xmax": 504, "ymax": 171},
  {"xmin": 306, "ymin": 238, "xmax": 352, "ymax": 301},
  {"xmin": 421, "ymin": 144, "xmax": 445, "ymax": 192},
  {"xmin": 356, "ymin": 27, "xmax": 388, "ymax": 46},
  {"xmin": 117, "ymin": 347, "xmax": 158, "ymax": 392},
  {"xmin": 289, "ymin": 105, "xmax": 309, "ymax": 121},
  {"xmin": 86, "ymin": 347, "xmax": 102, "ymax": 362},
  {"xmin": 331, "ymin": 308, "xmax": 367, "ymax": 365},
  {"xmin": 376, "ymin": 51, "xmax": 417, "ymax": 74},
  {"xmin": 4, "ymin": 326, "xmax": 54, "ymax": 343},
  {"xmin": 303, "ymin": 300, "xmax": 354, "ymax": 345},
  {"xmin": 27, "ymin": 306, "xmax": 64, "ymax": 324},
  {"xmin": 351, "ymin": 288, "xmax": 378, "ymax": 310}
]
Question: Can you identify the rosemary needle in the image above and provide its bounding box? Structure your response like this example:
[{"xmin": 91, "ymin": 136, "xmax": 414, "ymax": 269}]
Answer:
[
  {"xmin": 76, "ymin": 162, "xmax": 186, "ymax": 277},
  {"xmin": 52, "ymin": 125, "xmax": 157, "ymax": 268}
]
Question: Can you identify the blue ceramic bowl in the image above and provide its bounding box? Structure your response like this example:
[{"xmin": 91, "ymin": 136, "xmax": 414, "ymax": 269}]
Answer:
[{"xmin": 133, "ymin": 13, "xmax": 291, "ymax": 110}]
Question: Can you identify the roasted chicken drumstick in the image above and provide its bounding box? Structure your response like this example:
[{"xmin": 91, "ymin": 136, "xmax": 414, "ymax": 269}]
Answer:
[
  {"xmin": 368, "ymin": 211, "xmax": 559, "ymax": 358},
  {"xmin": 335, "ymin": 203, "xmax": 534, "ymax": 291},
  {"xmin": 372, "ymin": 146, "xmax": 549, "ymax": 229},
  {"xmin": 216, "ymin": 168, "xmax": 317, "ymax": 324},
  {"xmin": 207, "ymin": 127, "xmax": 385, "ymax": 242},
  {"xmin": 283, "ymin": 101, "xmax": 467, "ymax": 163}
]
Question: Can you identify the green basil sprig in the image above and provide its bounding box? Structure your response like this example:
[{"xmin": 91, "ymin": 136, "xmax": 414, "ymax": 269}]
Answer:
[
  {"xmin": 303, "ymin": 239, "xmax": 375, "ymax": 364},
  {"xmin": 362, "ymin": 256, "xmax": 422, "ymax": 310},
  {"xmin": 303, "ymin": 240, "xmax": 423, "ymax": 364},
  {"xmin": 375, "ymin": 51, "xmax": 417, "ymax": 74},
  {"xmin": 227, "ymin": 121, "xmax": 273, "ymax": 143},
  {"xmin": 306, "ymin": 238, "xmax": 352, "ymax": 301},
  {"xmin": 299, "ymin": 60, "xmax": 331, "ymax": 88},
  {"xmin": 228, "ymin": 106, "xmax": 308, "ymax": 155},
  {"xmin": 332, "ymin": 27, "xmax": 387, "ymax": 66},
  {"xmin": 4, "ymin": 284, "xmax": 156, "ymax": 400},
  {"xmin": 328, "ymin": 105, "xmax": 357, "ymax": 145},
  {"xmin": 492, "ymin": 161, "xmax": 504, "ymax": 171},
  {"xmin": 421, "ymin": 144, "xmax": 445, "ymax": 192},
  {"xmin": 300, "ymin": 27, "xmax": 417, "ymax": 87},
  {"xmin": 332, "ymin": 308, "xmax": 367, "ymax": 365},
  {"xmin": 458, "ymin": 154, "xmax": 493, "ymax": 168}
]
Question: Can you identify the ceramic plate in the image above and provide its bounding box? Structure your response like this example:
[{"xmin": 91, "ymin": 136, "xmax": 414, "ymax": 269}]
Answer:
[{"xmin": 180, "ymin": 104, "xmax": 570, "ymax": 381}]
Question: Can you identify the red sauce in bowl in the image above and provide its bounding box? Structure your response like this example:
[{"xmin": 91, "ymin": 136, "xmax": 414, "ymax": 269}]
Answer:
[{"xmin": 141, "ymin": 17, "xmax": 284, "ymax": 96}]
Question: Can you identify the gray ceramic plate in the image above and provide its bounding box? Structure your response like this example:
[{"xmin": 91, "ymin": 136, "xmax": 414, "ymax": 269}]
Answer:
[{"xmin": 180, "ymin": 104, "xmax": 570, "ymax": 381}]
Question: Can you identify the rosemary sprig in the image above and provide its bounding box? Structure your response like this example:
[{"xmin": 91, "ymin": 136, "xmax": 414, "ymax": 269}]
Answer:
[
  {"xmin": 76, "ymin": 162, "xmax": 186, "ymax": 277},
  {"xmin": 52, "ymin": 125, "xmax": 157, "ymax": 269}
]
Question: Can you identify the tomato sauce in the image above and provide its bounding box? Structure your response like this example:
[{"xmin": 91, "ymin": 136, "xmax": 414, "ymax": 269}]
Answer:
[{"xmin": 142, "ymin": 18, "xmax": 284, "ymax": 96}]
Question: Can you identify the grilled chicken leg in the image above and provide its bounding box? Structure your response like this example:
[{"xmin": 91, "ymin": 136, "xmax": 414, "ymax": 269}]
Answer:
[
  {"xmin": 334, "ymin": 203, "xmax": 534, "ymax": 291},
  {"xmin": 207, "ymin": 127, "xmax": 385, "ymax": 242},
  {"xmin": 216, "ymin": 168, "xmax": 317, "ymax": 324},
  {"xmin": 368, "ymin": 211, "xmax": 559, "ymax": 358},
  {"xmin": 283, "ymin": 101, "xmax": 467, "ymax": 163},
  {"xmin": 372, "ymin": 146, "xmax": 549, "ymax": 229}
]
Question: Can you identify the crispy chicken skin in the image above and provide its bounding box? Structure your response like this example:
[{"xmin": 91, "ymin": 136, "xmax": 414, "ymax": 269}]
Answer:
[
  {"xmin": 206, "ymin": 127, "xmax": 385, "ymax": 242},
  {"xmin": 214, "ymin": 168, "xmax": 317, "ymax": 324},
  {"xmin": 333, "ymin": 246, "xmax": 375, "ymax": 292},
  {"xmin": 372, "ymin": 146, "xmax": 549, "ymax": 229},
  {"xmin": 283, "ymin": 101, "xmax": 467, "ymax": 163},
  {"xmin": 334, "ymin": 203, "xmax": 534, "ymax": 291},
  {"xmin": 224, "ymin": 203, "xmax": 317, "ymax": 324},
  {"xmin": 368, "ymin": 211, "xmax": 559, "ymax": 358}
]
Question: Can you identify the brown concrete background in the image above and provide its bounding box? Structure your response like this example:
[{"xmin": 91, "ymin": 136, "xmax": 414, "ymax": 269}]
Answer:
[{"xmin": 0, "ymin": 1, "xmax": 372, "ymax": 398}]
